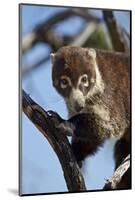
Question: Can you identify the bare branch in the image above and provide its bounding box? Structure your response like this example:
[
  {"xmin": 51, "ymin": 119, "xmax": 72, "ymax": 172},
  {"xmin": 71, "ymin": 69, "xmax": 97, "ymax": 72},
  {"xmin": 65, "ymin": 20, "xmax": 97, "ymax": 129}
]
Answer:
[
  {"xmin": 22, "ymin": 90, "xmax": 86, "ymax": 192},
  {"xmin": 36, "ymin": 30, "xmax": 72, "ymax": 51},
  {"xmin": 103, "ymin": 155, "xmax": 130, "ymax": 190},
  {"xmin": 34, "ymin": 8, "xmax": 101, "ymax": 34},
  {"xmin": 71, "ymin": 8, "xmax": 102, "ymax": 23},
  {"xmin": 22, "ymin": 31, "xmax": 72, "ymax": 54},
  {"xmin": 22, "ymin": 9, "xmax": 102, "ymax": 53},
  {"xmin": 70, "ymin": 22, "xmax": 99, "ymax": 46},
  {"xmin": 103, "ymin": 11, "xmax": 128, "ymax": 52},
  {"xmin": 22, "ymin": 32, "xmax": 37, "ymax": 53}
]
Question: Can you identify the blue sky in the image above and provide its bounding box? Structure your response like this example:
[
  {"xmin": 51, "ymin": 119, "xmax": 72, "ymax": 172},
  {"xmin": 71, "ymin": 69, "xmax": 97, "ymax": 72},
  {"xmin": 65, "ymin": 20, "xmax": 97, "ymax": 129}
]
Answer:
[{"xmin": 21, "ymin": 4, "xmax": 130, "ymax": 194}]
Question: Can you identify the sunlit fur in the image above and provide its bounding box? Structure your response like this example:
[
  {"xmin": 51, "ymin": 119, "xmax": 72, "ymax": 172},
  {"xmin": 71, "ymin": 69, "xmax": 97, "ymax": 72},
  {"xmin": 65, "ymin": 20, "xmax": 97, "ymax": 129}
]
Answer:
[{"xmin": 51, "ymin": 46, "xmax": 130, "ymax": 188}]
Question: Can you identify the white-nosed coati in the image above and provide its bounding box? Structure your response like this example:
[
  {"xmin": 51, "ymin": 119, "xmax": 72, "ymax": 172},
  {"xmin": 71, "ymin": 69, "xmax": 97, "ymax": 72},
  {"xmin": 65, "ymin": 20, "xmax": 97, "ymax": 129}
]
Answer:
[{"xmin": 50, "ymin": 46, "xmax": 131, "ymax": 189}]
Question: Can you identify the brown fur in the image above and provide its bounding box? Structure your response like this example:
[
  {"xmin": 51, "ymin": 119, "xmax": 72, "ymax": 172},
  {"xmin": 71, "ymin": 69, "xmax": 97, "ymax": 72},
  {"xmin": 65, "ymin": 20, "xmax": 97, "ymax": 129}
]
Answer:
[{"xmin": 51, "ymin": 46, "xmax": 131, "ymax": 189}]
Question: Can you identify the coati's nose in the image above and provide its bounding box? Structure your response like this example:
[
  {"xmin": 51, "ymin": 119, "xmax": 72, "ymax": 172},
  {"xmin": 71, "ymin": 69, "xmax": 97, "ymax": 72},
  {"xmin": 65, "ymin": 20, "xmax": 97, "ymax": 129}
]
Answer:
[
  {"xmin": 70, "ymin": 88, "xmax": 85, "ymax": 112},
  {"xmin": 74, "ymin": 101, "xmax": 84, "ymax": 112}
]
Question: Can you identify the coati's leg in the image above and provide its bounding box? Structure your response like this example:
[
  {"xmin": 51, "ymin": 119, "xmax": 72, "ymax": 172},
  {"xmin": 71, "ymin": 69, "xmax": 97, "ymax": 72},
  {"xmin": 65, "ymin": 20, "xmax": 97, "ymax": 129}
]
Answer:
[
  {"xmin": 48, "ymin": 111, "xmax": 106, "ymax": 167},
  {"xmin": 71, "ymin": 124, "xmax": 106, "ymax": 167},
  {"xmin": 71, "ymin": 134, "xmax": 106, "ymax": 167},
  {"xmin": 71, "ymin": 139, "xmax": 99, "ymax": 167},
  {"xmin": 114, "ymin": 127, "xmax": 131, "ymax": 189}
]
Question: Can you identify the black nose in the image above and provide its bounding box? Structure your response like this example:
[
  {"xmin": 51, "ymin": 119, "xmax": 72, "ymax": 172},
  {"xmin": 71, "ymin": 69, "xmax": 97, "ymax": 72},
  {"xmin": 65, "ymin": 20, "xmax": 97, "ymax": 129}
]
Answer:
[{"xmin": 74, "ymin": 102, "xmax": 83, "ymax": 112}]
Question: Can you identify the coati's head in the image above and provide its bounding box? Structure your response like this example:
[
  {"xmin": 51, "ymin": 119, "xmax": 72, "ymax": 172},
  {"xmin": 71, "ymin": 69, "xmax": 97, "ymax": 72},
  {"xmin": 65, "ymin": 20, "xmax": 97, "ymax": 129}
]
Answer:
[{"xmin": 51, "ymin": 46, "xmax": 104, "ymax": 114}]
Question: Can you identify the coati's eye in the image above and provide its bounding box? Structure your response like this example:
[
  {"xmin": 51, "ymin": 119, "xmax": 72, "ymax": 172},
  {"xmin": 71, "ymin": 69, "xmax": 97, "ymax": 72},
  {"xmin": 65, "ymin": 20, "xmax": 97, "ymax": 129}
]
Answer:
[
  {"xmin": 80, "ymin": 74, "xmax": 89, "ymax": 87},
  {"xmin": 81, "ymin": 76, "xmax": 87, "ymax": 83},
  {"xmin": 61, "ymin": 79, "xmax": 68, "ymax": 88},
  {"xmin": 60, "ymin": 76, "xmax": 71, "ymax": 89}
]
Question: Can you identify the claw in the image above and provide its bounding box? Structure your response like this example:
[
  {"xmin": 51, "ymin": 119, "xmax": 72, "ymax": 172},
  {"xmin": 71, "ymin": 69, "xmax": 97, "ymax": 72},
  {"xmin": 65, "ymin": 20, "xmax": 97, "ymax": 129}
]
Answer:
[
  {"xmin": 47, "ymin": 110, "xmax": 62, "ymax": 125},
  {"xmin": 47, "ymin": 110, "xmax": 59, "ymax": 118},
  {"xmin": 47, "ymin": 110, "xmax": 73, "ymax": 137}
]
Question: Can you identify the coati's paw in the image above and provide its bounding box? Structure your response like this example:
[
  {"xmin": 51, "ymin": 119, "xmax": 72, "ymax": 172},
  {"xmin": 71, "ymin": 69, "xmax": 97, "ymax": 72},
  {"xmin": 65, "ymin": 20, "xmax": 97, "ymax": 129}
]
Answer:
[
  {"xmin": 47, "ymin": 110, "xmax": 73, "ymax": 136},
  {"xmin": 47, "ymin": 110, "xmax": 59, "ymax": 117},
  {"xmin": 47, "ymin": 110, "xmax": 62, "ymax": 124}
]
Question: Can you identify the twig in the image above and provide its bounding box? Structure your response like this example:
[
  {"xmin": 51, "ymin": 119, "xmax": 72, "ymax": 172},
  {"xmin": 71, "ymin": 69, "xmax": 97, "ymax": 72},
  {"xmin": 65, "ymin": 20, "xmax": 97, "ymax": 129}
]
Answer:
[
  {"xmin": 103, "ymin": 154, "xmax": 130, "ymax": 189},
  {"xmin": 22, "ymin": 90, "xmax": 86, "ymax": 192}
]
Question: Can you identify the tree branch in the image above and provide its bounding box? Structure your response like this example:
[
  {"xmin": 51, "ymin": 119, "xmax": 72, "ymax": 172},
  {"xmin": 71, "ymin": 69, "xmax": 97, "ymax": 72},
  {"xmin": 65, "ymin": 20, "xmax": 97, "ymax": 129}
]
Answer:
[
  {"xmin": 22, "ymin": 9, "xmax": 102, "ymax": 53},
  {"xmin": 22, "ymin": 89, "xmax": 86, "ymax": 192},
  {"xmin": 103, "ymin": 154, "xmax": 130, "ymax": 190},
  {"xmin": 70, "ymin": 22, "xmax": 99, "ymax": 46},
  {"xmin": 103, "ymin": 11, "xmax": 128, "ymax": 52}
]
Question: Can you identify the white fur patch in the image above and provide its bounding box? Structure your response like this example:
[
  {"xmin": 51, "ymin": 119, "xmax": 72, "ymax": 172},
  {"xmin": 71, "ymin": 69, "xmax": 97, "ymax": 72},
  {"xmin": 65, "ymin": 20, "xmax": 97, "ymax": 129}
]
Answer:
[
  {"xmin": 78, "ymin": 74, "xmax": 89, "ymax": 87},
  {"xmin": 65, "ymin": 88, "xmax": 85, "ymax": 115},
  {"xmin": 87, "ymin": 62, "xmax": 104, "ymax": 98},
  {"xmin": 88, "ymin": 48, "xmax": 96, "ymax": 59},
  {"xmin": 92, "ymin": 104, "xmax": 110, "ymax": 121},
  {"xmin": 70, "ymin": 88, "xmax": 85, "ymax": 107},
  {"xmin": 91, "ymin": 78, "xmax": 95, "ymax": 83}
]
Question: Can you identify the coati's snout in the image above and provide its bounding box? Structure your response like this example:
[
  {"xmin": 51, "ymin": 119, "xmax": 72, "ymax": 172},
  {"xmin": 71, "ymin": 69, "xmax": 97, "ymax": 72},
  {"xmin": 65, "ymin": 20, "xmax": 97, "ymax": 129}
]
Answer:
[{"xmin": 68, "ymin": 88, "xmax": 86, "ymax": 112}]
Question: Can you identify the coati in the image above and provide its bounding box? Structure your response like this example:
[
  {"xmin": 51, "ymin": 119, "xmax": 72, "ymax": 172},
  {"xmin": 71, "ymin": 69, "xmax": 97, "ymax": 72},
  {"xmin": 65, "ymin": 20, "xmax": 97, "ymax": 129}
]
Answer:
[{"xmin": 50, "ymin": 46, "xmax": 131, "ymax": 188}]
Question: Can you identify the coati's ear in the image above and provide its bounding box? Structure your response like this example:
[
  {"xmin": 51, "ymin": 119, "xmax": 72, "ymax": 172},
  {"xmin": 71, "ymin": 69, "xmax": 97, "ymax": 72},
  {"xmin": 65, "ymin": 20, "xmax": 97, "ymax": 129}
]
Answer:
[
  {"xmin": 50, "ymin": 53, "xmax": 56, "ymax": 64},
  {"xmin": 87, "ymin": 48, "xmax": 96, "ymax": 59}
]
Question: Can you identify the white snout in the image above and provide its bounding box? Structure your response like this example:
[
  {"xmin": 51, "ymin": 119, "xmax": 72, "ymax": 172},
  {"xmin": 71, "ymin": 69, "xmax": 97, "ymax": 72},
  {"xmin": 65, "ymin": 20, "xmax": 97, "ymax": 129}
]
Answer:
[{"xmin": 70, "ymin": 88, "xmax": 85, "ymax": 112}]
